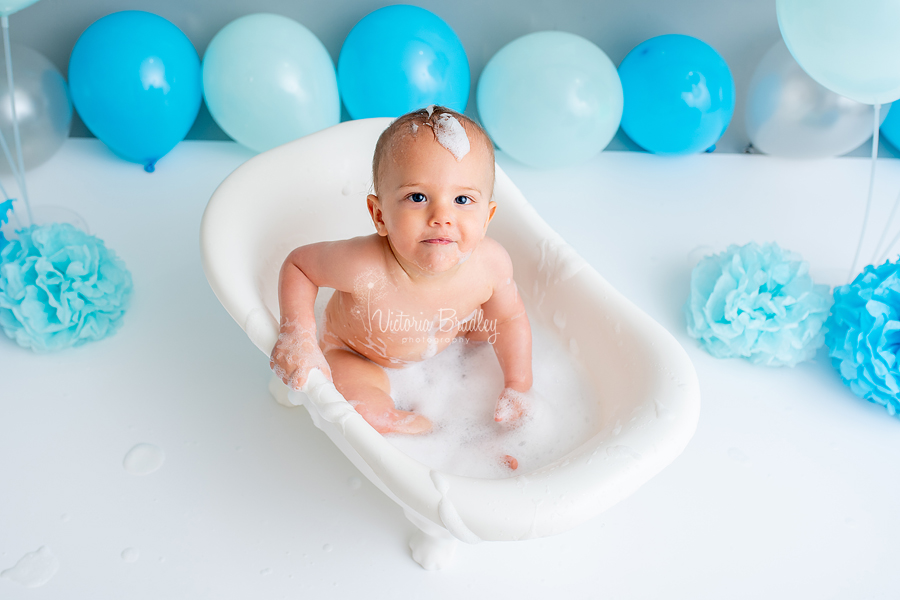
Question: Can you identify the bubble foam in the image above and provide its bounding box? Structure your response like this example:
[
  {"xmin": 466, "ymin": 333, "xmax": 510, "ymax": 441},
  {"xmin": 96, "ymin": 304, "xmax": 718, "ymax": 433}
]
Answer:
[{"xmin": 385, "ymin": 323, "xmax": 599, "ymax": 479}]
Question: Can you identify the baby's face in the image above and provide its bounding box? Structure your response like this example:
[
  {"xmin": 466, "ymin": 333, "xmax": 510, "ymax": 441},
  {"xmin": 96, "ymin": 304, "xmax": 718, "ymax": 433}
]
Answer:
[{"xmin": 368, "ymin": 125, "xmax": 496, "ymax": 276}]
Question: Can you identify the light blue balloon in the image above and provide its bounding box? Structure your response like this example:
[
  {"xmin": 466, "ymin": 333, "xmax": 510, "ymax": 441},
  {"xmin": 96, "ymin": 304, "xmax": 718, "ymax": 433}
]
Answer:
[
  {"xmin": 0, "ymin": 0, "xmax": 39, "ymax": 17},
  {"xmin": 476, "ymin": 31, "xmax": 623, "ymax": 169},
  {"xmin": 338, "ymin": 5, "xmax": 469, "ymax": 119},
  {"xmin": 68, "ymin": 11, "xmax": 201, "ymax": 172},
  {"xmin": 777, "ymin": 0, "xmax": 900, "ymax": 105},
  {"xmin": 618, "ymin": 34, "xmax": 735, "ymax": 155},
  {"xmin": 202, "ymin": 14, "xmax": 339, "ymax": 153}
]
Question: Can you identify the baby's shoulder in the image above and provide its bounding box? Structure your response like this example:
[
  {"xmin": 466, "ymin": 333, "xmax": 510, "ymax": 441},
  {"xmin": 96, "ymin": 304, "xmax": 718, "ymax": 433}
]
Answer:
[
  {"xmin": 475, "ymin": 236, "xmax": 514, "ymax": 277},
  {"xmin": 329, "ymin": 233, "xmax": 383, "ymax": 256},
  {"xmin": 304, "ymin": 234, "xmax": 388, "ymax": 292}
]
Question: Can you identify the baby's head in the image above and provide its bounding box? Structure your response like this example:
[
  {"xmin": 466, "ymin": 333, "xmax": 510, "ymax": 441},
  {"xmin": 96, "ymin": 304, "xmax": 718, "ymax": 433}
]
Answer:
[
  {"xmin": 372, "ymin": 106, "xmax": 495, "ymax": 195},
  {"xmin": 367, "ymin": 106, "xmax": 498, "ymax": 276}
]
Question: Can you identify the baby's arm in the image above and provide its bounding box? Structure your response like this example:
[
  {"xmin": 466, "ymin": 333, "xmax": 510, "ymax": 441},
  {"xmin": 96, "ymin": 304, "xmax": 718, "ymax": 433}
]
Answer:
[
  {"xmin": 479, "ymin": 242, "xmax": 533, "ymax": 422},
  {"xmin": 270, "ymin": 238, "xmax": 363, "ymax": 390}
]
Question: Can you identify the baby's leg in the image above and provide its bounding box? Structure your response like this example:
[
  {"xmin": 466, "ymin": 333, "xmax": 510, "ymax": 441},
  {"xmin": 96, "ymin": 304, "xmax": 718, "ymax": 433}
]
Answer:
[{"xmin": 324, "ymin": 348, "xmax": 431, "ymax": 435}]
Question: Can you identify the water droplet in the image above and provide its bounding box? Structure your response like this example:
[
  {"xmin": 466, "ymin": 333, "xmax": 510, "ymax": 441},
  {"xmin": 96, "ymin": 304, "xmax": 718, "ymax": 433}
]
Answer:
[
  {"xmin": 60, "ymin": 513, "xmax": 70, "ymax": 522},
  {"xmin": 655, "ymin": 399, "xmax": 675, "ymax": 421},
  {"xmin": 260, "ymin": 567, "xmax": 273, "ymax": 576},
  {"xmin": 121, "ymin": 548, "xmax": 139, "ymax": 563},
  {"xmin": 0, "ymin": 546, "xmax": 59, "ymax": 588},
  {"xmin": 607, "ymin": 445, "xmax": 642, "ymax": 460},
  {"xmin": 123, "ymin": 443, "xmax": 165, "ymax": 476},
  {"xmin": 552, "ymin": 310, "xmax": 566, "ymax": 330},
  {"xmin": 323, "ymin": 544, "xmax": 333, "ymax": 553}
]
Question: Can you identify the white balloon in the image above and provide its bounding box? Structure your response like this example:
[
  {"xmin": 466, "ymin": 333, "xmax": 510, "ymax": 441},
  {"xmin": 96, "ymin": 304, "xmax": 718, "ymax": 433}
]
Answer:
[
  {"xmin": 746, "ymin": 40, "xmax": 888, "ymax": 158},
  {"xmin": 0, "ymin": 43, "xmax": 71, "ymax": 173}
]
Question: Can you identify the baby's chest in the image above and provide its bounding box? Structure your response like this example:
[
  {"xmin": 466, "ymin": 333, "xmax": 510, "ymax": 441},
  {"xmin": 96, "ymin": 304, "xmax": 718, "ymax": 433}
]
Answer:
[{"xmin": 366, "ymin": 292, "xmax": 486, "ymax": 335}]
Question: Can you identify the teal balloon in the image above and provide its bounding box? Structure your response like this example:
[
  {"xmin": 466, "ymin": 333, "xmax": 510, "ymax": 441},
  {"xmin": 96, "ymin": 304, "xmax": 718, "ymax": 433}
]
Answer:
[
  {"xmin": 68, "ymin": 11, "xmax": 201, "ymax": 172},
  {"xmin": 618, "ymin": 34, "xmax": 735, "ymax": 155},
  {"xmin": 477, "ymin": 31, "xmax": 623, "ymax": 168},
  {"xmin": 202, "ymin": 13, "xmax": 340, "ymax": 153},
  {"xmin": 777, "ymin": 0, "xmax": 900, "ymax": 105},
  {"xmin": 338, "ymin": 5, "xmax": 469, "ymax": 119},
  {"xmin": 0, "ymin": 0, "xmax": 39, "ymax": 17}
]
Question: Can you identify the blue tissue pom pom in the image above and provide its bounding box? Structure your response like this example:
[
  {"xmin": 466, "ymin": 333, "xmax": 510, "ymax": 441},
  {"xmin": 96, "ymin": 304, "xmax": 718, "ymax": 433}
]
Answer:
[
  {"xmin": 0, "ymin": 223, "xmax": 133, "ymax": 352},
  {"xmin": 825, "ymin": 261, "xmax": 900, "ymax": 417},
  {"xmin": 685, "ymin": 242, "xmax": 832, "ymax": 367}
]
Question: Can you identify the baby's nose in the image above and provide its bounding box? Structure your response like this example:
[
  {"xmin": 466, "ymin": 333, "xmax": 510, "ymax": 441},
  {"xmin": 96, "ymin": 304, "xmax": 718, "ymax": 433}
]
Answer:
[{"xmin": 429, "ymin": 204, "xmax": 453, "ymax": 226}]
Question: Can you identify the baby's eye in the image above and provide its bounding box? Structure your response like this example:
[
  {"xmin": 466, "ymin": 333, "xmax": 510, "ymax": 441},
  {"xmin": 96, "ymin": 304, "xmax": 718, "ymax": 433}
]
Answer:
[
  {"xmin": 409, "ymin": 192, "xmax": 426, "ymax": 203},
  {"xmin": 455, "ymin": 195, "xmax": 472, "ymax": 205}
]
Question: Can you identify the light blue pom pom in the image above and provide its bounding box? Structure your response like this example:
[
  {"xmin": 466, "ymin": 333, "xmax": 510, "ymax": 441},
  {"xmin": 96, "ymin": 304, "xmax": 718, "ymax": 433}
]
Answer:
[
  {"xmin": 685, "ymin": 242, "xmax": 832, "ymax": 367},
  {"xmin": 825, "ymin": 260, "xmax": 900, "ymax": 417},
  {"xmin": 0, "ymin": 223, "xmax": 133, "ymax": 352}
]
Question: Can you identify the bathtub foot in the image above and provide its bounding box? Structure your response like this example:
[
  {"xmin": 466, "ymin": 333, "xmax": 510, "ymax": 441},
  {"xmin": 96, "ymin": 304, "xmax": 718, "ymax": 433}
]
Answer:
[{"xmin": 404, "ymin": 509, "xmax": 458, "ymax": 571}]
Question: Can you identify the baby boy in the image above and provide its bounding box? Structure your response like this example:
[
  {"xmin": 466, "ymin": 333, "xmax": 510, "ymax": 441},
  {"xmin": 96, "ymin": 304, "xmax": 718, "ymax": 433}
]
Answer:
[{"xmin": 270, "ymin": 106, "xmax": 532, "ymax": 435}]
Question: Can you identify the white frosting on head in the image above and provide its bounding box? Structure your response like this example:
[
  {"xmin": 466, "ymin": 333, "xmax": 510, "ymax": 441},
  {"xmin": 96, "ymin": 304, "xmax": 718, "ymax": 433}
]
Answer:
[
  {"xmin": 426, "ymin": 104, "xmax": 435, "ymax": 117},
  {"xmin": 431, "ymin": 113, "xmax": 470, "ymax": 161}
]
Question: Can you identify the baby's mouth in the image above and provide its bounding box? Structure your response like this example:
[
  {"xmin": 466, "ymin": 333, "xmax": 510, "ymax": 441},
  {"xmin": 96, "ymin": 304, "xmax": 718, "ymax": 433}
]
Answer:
[{"xmin": 421, "ymin": 238, "xmax": 455, "ymax": 245}]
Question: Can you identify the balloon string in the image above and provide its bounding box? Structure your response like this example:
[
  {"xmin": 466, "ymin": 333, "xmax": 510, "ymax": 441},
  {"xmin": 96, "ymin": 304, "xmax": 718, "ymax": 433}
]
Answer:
[
  {"xmin": 0, "ymin": 175, "xmax": 21, "ymax": 229},
  {"xmin": 878, "ymin": 227, "xmax": 900, "ymax": 265},
  {"xmin": 0, "ymin": 22, "xmax": 23, "ymax": 226},
  {"xmin": 872, "ymin": 187, "xmax": 900, "ymax": 264},
  {"xmin": 0, "ymin": 117, "xmax": 21, "ymax": 209},
  {"xmin": 1, "ymin": 15, "xmax": 29, "ymax": 227},
  {"xmin": 847, "ymin": 102, "xmax": 881, "ymax": 284}
]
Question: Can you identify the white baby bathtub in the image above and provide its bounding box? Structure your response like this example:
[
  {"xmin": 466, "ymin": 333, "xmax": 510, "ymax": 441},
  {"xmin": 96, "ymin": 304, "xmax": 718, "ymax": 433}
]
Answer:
[{"xmin": 200, "ymin": 117, "xmax": 701, "ymax": 570}]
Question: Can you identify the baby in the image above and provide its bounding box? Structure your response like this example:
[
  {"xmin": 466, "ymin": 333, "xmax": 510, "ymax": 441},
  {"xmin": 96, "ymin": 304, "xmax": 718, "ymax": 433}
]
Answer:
[{"xmin": 270, "ymin": 106, "xmax": 532, "ymax": 435}]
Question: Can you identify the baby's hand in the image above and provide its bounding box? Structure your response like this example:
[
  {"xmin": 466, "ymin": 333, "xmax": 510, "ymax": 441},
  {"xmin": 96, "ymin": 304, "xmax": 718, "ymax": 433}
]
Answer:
[
  {"xmin": 494, "ymin": 386, "xmax": 529, "ymax": 425},
  {"xmin": 270, "ymin": 324, "xmax": 332, "ymax": 391}
]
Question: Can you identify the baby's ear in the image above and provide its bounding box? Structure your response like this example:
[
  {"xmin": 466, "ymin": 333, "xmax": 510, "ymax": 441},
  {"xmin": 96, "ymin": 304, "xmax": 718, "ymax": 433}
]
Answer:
[
  {"xmin": 484, "ymin": 200, "xmax": 497, "ymax": 232},
  {"xmin": 367, "ymin": 194, "xmax": 388, "ymax": 236}
]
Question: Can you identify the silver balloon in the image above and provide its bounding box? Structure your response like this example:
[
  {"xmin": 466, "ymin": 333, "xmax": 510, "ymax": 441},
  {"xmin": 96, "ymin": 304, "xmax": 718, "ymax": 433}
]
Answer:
[
  {"xmin": 0, "ymin": 43, "xmax": 71, "ymax": 173},
  {"xmin": 746, "ymin": 40, "xmax": 889, "ymax": 158}
]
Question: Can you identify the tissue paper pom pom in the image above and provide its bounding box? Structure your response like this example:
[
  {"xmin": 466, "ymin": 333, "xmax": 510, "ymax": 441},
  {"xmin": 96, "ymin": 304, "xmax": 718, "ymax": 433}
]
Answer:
[
  {"xmin": 0, "ymin": 223, "xmax": 133, "ymax": 352},
  {"xmin": 825, "ymin": 261, "xmax": 900, "ymax": 416},
  {"xmin": 684, "ymin": 242, "xmax": 832, "ymax": 366}
]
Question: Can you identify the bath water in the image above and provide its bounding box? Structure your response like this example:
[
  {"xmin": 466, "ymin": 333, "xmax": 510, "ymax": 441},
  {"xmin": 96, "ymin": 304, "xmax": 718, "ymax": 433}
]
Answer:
[
  {"xmin": 311, "ymin": 289, "xmax": 600, "ymax": 479},
  {"xmin": 385, "ymin": 322, "xmax": 599, "ymax": 479}
]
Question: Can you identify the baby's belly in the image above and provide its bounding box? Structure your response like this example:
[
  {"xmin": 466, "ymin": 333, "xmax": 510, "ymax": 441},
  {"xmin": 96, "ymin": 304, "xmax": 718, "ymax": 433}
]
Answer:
[{"xmin": 322, "ymin": 294, "xmax": 474, "ymax": 368}]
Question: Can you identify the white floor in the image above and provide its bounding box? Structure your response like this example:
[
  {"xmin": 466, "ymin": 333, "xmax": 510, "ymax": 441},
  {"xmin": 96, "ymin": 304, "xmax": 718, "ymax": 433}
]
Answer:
[{"xmin": 2, "ymin": 138, "xmax": 899, "ymax": 599}]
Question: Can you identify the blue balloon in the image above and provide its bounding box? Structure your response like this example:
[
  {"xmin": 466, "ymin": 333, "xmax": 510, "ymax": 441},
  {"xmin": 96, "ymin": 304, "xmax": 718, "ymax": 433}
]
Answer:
[
  {"xmin": 338, "ymin": 5, "xmax": 469, "ymax": 119},
  {"xmin": 618, "ymin": 34, "xmax": 735, "ymax": 155},
  {"xmin": 881, "ymin": 104, "xmax": 900, "ymax": 151},
  {"xmin": 69, "ymin": 11, "xmax": 201, "ymax": 172}
]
